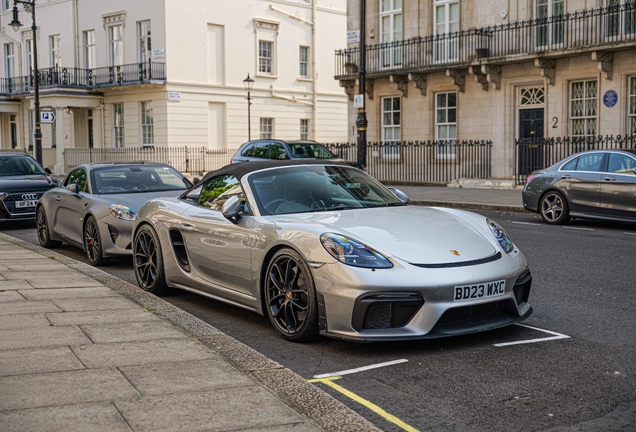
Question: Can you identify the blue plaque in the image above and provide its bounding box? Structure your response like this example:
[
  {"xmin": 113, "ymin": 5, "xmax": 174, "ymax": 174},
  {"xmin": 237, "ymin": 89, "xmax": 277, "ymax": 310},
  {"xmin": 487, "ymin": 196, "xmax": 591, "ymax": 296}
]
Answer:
[{"xmin": 603, "ymin": 90, "xmax": 618, "ymax": 108}]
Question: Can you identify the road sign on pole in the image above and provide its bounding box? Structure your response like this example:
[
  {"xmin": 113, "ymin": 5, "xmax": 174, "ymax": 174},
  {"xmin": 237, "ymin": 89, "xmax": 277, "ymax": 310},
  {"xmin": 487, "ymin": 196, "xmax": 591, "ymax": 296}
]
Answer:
[{"xmin": 40, "ymin": 112, "xmax": 56, "ymax": 123}]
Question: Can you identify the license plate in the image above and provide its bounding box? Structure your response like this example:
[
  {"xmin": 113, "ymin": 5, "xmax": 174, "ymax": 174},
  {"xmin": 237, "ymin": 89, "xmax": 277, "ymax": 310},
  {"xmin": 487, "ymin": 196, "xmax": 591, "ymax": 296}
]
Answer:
[
  {"xmin": 454, "ymin": 279, "xmax": 506, "ymax": 302},
  {"xmin": 15, "ymin": 200, "xmax": 38, "ymax": 208}
]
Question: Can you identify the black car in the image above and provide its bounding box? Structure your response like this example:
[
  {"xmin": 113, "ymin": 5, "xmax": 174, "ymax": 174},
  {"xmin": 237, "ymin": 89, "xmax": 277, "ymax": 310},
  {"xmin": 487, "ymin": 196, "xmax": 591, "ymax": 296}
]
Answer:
[
  {"xmin": 0, "ymin": 153, "xmax": 59, "ymax": 222},
  {"xmin": 522, "ymin": 149, "xmax": 636, "ymax": 224},
  {"xmin": 231, "ymin": 139, "xmax": 363, "ymax": 169}
]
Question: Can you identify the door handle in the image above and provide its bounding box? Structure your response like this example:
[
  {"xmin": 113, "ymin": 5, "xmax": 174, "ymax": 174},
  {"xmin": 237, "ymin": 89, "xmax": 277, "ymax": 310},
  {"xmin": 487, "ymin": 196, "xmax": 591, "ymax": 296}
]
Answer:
[
  {"xmin": 604, "ymin": 176, "xmax": 616, "ymax": 182},
  {"xmin": 560, "ymin": 175, "xmax": 571, "ymax": 180},
  {"xmin": 55, "ymin": 196, "xmax": 61, "ymax": 202},
  {"xmin": 180, "ymin": 224, "xmax": 194, "ymax": 231}
]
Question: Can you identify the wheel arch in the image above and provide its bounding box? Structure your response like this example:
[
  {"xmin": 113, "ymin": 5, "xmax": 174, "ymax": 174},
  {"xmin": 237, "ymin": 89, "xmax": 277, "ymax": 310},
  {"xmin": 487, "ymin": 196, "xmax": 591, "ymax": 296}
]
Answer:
[{"xmin": 258, "ymin": 243, "xmax": 307, "ymax": 315}]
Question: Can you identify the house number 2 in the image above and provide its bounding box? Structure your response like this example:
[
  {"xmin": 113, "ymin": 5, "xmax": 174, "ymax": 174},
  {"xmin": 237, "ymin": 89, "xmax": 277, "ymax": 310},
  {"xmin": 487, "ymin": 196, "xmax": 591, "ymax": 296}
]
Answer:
[{"xmin": 552, "ymin": 117, "xmax": 558, "ymax": 128}]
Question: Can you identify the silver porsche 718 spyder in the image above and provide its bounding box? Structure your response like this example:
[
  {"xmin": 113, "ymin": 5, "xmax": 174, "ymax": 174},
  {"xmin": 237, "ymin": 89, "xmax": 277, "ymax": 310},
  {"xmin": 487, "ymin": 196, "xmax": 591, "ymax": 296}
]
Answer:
[
  {"xmin": 133, "ymin": 160, "xmax": 532, "ymax": 342},
  {"xmin": 37, "ymin": 162, "xmax": 193, "ymax": 266}
]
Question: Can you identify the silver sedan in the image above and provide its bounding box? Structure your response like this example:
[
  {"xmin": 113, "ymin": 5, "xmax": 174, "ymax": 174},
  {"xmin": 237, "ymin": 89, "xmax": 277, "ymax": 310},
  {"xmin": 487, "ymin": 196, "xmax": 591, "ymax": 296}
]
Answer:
[
  {"xmin": 133, "ymin": 161, "xmax": 532, "ymax": 342},
  {"xmin": 36, "ymin": 162, "xmax": 192, "ymax": 265}
]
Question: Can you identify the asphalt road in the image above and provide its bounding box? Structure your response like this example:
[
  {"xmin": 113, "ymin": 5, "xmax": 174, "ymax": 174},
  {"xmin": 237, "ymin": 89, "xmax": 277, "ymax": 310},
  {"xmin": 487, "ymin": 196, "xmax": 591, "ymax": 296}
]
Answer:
[{"xmin": 3, "ymin": 210, "xmax": 635, "ymax": 432}]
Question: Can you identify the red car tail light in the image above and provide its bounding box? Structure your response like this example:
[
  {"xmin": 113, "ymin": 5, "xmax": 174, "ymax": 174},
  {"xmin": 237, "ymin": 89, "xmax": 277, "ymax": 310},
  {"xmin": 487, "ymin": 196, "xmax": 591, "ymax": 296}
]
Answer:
[{"xmin": 526, "ymin": 174, "xmax": 535, "ymax": 184}]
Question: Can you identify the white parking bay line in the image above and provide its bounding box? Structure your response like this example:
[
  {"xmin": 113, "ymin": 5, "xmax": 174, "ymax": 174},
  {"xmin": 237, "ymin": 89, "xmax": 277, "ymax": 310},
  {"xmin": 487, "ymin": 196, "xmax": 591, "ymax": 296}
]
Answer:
[
  {"xmin": 511, "ymin": 221, "xmax": 541, "ymax": 226},
  {"xmin": 563, "ymin": 226, "xmax": 595, "ymax": 231},
  {"xmin": 312, "ymin": 359, "xmax": 408, "ymax": 379},
  {"xmin": 624, "ymin": 232, "xmax": 636, "ymax": 236},
  {"xmin": 494, "ymin": 323, "xmax": 571, "ymax": 347}
]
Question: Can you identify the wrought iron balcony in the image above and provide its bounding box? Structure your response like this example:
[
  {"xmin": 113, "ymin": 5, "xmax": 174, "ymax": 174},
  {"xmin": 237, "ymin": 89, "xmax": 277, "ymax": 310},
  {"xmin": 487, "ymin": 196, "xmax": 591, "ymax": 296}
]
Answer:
[
  {"xmin": 335, "ymin": 3, "xmax": 636, "ymax": 78},
  {"xmin": 0, "ymin": 62, "xmax": 166, "ymax": 95}
]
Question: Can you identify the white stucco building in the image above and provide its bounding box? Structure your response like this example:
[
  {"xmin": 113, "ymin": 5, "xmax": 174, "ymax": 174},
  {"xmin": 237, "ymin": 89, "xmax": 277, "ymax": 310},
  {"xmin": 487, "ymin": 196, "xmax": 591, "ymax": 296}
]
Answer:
[{"xmin": 0, "ymin": 0, "xmax": 348, "ymax": 173}]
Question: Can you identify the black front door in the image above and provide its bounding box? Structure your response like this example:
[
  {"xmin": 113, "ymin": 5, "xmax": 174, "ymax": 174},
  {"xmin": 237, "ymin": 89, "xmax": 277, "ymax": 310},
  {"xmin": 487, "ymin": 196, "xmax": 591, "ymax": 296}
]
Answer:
[{"xmin": 518, "ymin": 108, "xmax": 545, "ymax": 176}]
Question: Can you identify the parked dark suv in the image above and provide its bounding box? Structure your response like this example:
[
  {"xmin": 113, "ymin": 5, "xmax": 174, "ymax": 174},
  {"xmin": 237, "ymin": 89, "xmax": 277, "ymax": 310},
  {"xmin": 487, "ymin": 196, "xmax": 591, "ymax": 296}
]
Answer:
[
  {"xmin": 231, "ymin": 139, "xmax": 362, "ymax": 168},
  {"xmin": 0, "ymin": 153, "xmax": 59, "ymax": 222}
]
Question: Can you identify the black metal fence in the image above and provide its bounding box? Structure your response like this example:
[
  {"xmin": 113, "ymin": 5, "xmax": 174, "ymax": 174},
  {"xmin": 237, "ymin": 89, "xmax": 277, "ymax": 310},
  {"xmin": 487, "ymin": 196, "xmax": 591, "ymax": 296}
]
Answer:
[
  {"xmin": 336, "ymin": 3, "xmax": 636, "ymax": 76},
  {"xmin": 514, "ymin": 135, "xmax": 636, "ymax": 185},
  {"xmin": 0, "ymin": 62, "xmax": 166, "ymax": 95}
]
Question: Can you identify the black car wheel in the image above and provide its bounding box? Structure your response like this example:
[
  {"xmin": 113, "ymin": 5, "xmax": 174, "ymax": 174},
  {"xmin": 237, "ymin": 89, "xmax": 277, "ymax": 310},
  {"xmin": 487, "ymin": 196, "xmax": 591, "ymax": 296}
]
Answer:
[
  {"xmin": 36, "ymin": 206, "xmax": 61, "ymax": 248},
  {"xmin": 264, "ymin": 248, "xmax": 319, "ymax": 342},
  {"xmin": 133, "ymin": 225, "xmax": 169, "ymax": 295},
  {"xmin": 84, "ymin": 216, "xmax": 109, "ymax": 266},
  {"xmin": 540, "ymin": 191, "xmax": 570, "ymax": 225}
]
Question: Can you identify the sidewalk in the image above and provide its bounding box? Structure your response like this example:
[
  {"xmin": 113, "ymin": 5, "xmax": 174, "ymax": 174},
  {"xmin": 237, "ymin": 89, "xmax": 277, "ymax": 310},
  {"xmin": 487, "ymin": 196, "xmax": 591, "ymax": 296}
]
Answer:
[{"xmin": 0, "ymin": 232, "xmax": 379, "ymax": 432}]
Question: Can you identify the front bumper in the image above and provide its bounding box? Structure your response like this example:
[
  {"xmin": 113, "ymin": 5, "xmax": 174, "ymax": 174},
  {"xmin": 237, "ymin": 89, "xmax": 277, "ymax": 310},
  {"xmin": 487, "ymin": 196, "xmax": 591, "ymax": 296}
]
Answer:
[
  {"xmin": 97, "ymin": 214, "xmax": 134, "ymax": 257},
  {"xmin": 0, "ymin": 192, "xmax": 46, "ymax": 222},
  {"xmin": 312, "ymin": 249, "xmax": 532, "ymax": 342}
]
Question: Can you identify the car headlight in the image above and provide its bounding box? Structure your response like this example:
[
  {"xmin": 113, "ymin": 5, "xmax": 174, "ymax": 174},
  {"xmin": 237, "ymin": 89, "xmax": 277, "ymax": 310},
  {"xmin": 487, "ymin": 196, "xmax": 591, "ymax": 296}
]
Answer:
[
  {"xmin": 109, "ymin": 204, "xmax": 137, "ymax": 220},
  {"xmin": 487, "ymin": 218, "xmax": 514, "ymax": 253},
  {"xmin": 320, "ymin": 233, "xmax": 393, "ymax": 269}
]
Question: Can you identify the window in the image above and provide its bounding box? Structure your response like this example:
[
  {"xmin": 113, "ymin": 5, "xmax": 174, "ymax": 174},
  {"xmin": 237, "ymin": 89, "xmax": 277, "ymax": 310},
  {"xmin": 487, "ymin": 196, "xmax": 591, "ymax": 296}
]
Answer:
[
  {"xmin": 109, "ymin": 24, "xmax": 124, "ymax": 66},
  {"xmin": 575, "ymin": 153, "xmax": 604, "ymax": 172},
  {"xmin": 65, "ymin": 168, "xmax": 88, "ymax": 192},
  {"xmin": 381, "ymin": 96, "xmax": 401, "ymax": 158},
  {"xmin": 259, "ymin": 41, "xmax": 273, "ymax": 74},
  {"xmin": 570, "ymin": 80, "xmax": 598, "ymax": 139},
  {"xmin": 269, "ymin": 142, "xmax": 288, "ymax": 160},
  {"xmin": 25, "ymin": 39, "xmax": 33, "ymax": 74},
  {"xmin": 138, "ymin": 21, "xmax": 151, "ymax": 63},
  {"xmin": 50, "ymin": 35, "xmax": 61, "ymax": 67},
  {"xmin": 113, "ymin": 103, "xmax": 125, "ymax": 148},
  {"xmin": 436, "ymin": 92, "xmax": 457, "ymax": 158},
  {"xmin": 536, "ymin": 0, "xmax": 565, "ymax": 47},
  {"xmin": 4, "ymin": 43, "xmax": 15, "ymax": 79},
  {"xmin": 198, "ymin": 174, "xmax": 244, "ymax": 211},
  {"xmin": 434, "ymin": 0, "xmax": 459, "ymax": 62},
  {"xmin": 608, "ymin": 153, "xmax": 636, "ymax": 175},
  {"xmin": 260, "ymin": 118, "xmax": 273, "ymax": 139},
  {"xmin": 605, "ymin": 0, "xmax": 636, "ymax": 38},
  {"xmin": 629, "ymin": 77, "xmax": 636, "ymax": 135},
  {"xmin": 141, "ymin": 101, "xmax": 154, "ymax": 146},
  {"xmin": 381, "ymin": 0, "xmax": 403, "ymax": 67},
  {"xmin": 300, "ymin": 119, "xmax": 309, "ymax": 140},
  {"xmin": 299, "ymin": 46, "xmax": 309, "ymax": 77},
  {"xmin": 83, "ymin": 30, "xmax": 96, "ymax": 69},
  {"xmin": 2, "ymin": 0, "xmax": 9, "ymax": 12}
]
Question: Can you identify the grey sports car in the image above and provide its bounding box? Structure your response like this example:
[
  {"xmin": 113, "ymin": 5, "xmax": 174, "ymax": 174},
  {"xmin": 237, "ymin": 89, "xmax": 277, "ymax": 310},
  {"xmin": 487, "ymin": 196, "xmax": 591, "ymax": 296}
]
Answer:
[
  {"xmin": 133, "ymin": 161, "xmax": 532, "ymax": 342},
  {"xmin": 36, "ymin": 162, "xmax": 192, "ymax": 265}
]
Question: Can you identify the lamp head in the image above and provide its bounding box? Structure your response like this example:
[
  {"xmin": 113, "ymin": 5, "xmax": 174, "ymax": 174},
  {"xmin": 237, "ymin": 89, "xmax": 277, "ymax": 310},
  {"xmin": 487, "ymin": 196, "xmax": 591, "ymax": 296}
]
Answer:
[
  {"xmin": 10, "ymin": 4, "xmax": 22, "ymax": 32},
  {"xmin": 243, "ymin": 74, "xmax": 254, "ymax": 92}
]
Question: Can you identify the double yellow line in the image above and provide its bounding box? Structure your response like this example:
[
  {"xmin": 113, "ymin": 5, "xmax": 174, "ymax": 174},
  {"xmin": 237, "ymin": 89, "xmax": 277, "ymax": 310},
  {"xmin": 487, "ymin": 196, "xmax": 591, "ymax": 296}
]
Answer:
[{"xmin": 309, "ymin": 376, "xmax": 419, "ymax": 432}]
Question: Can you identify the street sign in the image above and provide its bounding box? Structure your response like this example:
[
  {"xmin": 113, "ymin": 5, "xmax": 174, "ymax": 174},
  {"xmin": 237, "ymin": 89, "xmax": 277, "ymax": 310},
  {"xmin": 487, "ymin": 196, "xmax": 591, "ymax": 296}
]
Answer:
[
  {"xmin": 40, "ymin": 112, "xmax": 56, "ymax": 123},
  {"xmin": 347, "ymin": 30, "xmax": 360, "ymax": 44},
  {"xmin": 353, "ymin": 94, "xmax": 364, "ymax": 109},
  {"xmin": 168, "ymin": 91, "xmax": 182, "ymax": 102}
]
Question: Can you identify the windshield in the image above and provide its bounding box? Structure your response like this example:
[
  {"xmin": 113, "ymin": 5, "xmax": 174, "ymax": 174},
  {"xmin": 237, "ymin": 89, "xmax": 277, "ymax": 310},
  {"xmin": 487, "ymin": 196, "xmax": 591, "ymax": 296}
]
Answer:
[
  {"xmin": 248, "ymin": 165, "xmax": 404, "ymax": 215},
  {"xmin": 91, "ymin": 165, "xmax": 190, "ymax": 194},
  {"xmin": 288, "ymin": 143, "xmax": 335, "ymax": 159},
  {"xmin": 0, "ymin": 156, "xmax": 46, "ymax": 177}
]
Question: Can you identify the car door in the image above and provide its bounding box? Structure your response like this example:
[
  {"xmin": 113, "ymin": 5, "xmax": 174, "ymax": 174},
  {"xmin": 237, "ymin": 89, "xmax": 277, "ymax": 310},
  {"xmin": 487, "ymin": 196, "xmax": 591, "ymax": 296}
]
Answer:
[
  {"xmin": 556, "ymin": 152, "xmax": 604, "ymax": 215},
  {"xmin": 599, "ymin": 152, "xmax": 636, "ymax": 219},
  {"xmin": 179, "ymin": 174, "xmax": 254, "ymax": 297},
  {"xmin": 53, "ymin": 167, "xmax": 90, "ymax": 245}
]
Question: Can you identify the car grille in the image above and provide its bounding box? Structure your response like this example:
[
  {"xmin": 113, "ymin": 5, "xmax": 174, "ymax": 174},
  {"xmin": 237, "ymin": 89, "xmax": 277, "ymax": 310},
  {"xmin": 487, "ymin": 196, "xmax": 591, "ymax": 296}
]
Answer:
[
  {"xmin": 352, "ymin": 293, "xmax": 424, "ymax": 331},
  {"xmin": 513, "ymin": 271, "xmax": 532, "ymax": 305},
  {"xmin": 436, "ymin": 301, "xmax": 508, "ymax": 327},
  {"xmin": 1, "ymin": 192, "xmax": 44, "ymax": 216}
]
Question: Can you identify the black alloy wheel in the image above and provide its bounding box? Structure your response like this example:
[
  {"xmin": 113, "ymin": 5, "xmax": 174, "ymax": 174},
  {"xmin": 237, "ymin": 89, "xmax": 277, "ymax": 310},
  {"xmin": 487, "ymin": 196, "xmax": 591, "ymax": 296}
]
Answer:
[
  {"xmin": 36, "ymin": 206, "xmax": 61, "ymax": 248},
  {"xmin": 265, "ymin": 248, "xmax": 318, "ymax": 342},
  {"xmin": 84, "ymin": 216, "xmax": 109, "ymax": 266},
  {"xmin": 540, "ymin": 190, "xmax": 570, "ymax": 225},
  {"xmin": 133, "ymin": 225, "xmax": 168, "ymax": 295}
]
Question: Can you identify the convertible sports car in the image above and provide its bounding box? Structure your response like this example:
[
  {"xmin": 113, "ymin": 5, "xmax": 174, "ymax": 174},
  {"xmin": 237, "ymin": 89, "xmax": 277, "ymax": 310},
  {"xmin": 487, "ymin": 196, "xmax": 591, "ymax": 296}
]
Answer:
[
  {"xmin": 37, "ymin": 162, "xmax": 192, "ymax": 265},
  {"xmin": 133, "ymin": 161, "xmax": 532, "ymax": 342}
]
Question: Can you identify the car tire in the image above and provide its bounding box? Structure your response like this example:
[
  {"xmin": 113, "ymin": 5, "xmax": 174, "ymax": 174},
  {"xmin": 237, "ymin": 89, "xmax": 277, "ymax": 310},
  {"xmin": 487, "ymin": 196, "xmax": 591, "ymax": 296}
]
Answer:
[
  {"xmin": 133, "ymin": 224, "xmax": 169, "ymax": 296},
  {"xmin": 264, "ymin": 248, "xmax": 319, "ymax": 342},
  {"xmin": 36, "ymin": 206, "xmax": 62, "ymax": 248},
  {"xmin": 540, "ymin": 191, "xmax": 570, "ymax": 225},
  {"xmin": 84, "ymin": 216, "xmax": 109, "ymax": 266}
]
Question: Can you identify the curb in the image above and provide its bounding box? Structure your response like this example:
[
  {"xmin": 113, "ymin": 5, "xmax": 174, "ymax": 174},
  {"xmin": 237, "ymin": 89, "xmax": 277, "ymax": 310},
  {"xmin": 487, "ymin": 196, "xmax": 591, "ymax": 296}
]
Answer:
[
  {"xmin": 409, "ymin": 200, "xmax": 526, "ymax": 214},
  {"xmin": 0, "ymin": 232, "xmax": 380, "ymax": 432}
]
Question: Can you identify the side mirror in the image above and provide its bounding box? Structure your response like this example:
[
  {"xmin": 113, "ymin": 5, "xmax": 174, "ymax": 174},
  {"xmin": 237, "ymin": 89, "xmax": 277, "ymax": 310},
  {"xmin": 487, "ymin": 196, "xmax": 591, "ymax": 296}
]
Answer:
[
  {"xmin": 67, "ymin": 183, "xmax": 80, "ymax": 195},
  {"xmin": 192, "ymin": 177, "xmax": 201, "ymax": 185},
  {"xmin": 279, "ymin": 154, "xmax": 288, "ymax": 160},
  {"xmin": 221, "ymin": 195, "xmax": 242, "ymax": 224},
  {"xmin": 387, "ymin": 187, "xmax": 409, "ymax": 204},
  {"xmin": 44, "ymin": 167, "xmax": 52, "ymax": 174}
]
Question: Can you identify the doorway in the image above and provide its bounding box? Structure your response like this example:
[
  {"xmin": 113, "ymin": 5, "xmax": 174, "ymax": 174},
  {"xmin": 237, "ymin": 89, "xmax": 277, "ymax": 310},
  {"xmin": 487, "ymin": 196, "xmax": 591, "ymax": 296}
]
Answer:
[{"xmin": 518, "ymin": 108, "xmax": 545, "ymax": 176}]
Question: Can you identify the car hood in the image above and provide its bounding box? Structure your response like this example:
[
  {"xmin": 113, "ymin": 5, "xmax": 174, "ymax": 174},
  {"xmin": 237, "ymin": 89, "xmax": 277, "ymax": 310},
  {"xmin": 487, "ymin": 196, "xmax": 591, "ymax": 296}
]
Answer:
[
  {"xmin": 0, "ymin": 175, "xmax": 58, "ymax": 192},
  {"xmin": 272, "ymin": 206, "xmax": 498, "ymax": 264},
  {"xmin": 94, "ymin": 190, "xmax": 187, "ymax": 210}
]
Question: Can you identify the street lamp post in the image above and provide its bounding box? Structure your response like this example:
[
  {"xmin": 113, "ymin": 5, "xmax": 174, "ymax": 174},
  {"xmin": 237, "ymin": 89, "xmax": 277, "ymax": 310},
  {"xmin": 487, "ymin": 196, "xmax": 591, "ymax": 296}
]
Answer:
[
  {"xmin": 356, "ymin": 0, "xmax": 368, "ymax": 168},
  {"xmin": 243, "ymin": 74, "xmax": 254, "ymax": 141},
  {"xmin": 10, "ymin": 0, "xmax": 42, "ymax": 164}
]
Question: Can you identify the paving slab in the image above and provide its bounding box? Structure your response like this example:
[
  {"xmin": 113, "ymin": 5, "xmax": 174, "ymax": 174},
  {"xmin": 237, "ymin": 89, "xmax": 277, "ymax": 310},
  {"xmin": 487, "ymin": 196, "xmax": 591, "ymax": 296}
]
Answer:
[
  {"xmin": 0, "ymin": 280, "xmax": 33, "ymax": 291},
  {"xmin": 0, "ymin": 368, "xmax": 139, "ymax": 411},
  {"xmin": 0, "ymin": 325, "xmax": 92, "ymax": 351},
  {"xmin": 0, "ymin": 290, "xmax": 26, "ymax": 303},
  {"xmin": 119, "ymin": 359, "xmax": 254, "ymax": 396},
  {"xmin": 0, "ymin": 251, "xmax": 43, "ymax": 260},
  {"xmin": 113, "ymin": 387, "xmax": 319, "ymax": 432},
  {"xmin": 51, "ymin": 296, "xmax": 140, "ymax": 312},
  {"xmin": 0, "ymin": 312, "xmax": 51, "ymax": 330},
  {"xmin": 28, "ymin": 278, "xmax": 104, "ymax": 288},
  {"xmin": 0, "ymin": 271, "xmax": 89, "ymax": 280},
  {"xmin": 3, "ymin": 262, "xmax": 71, "ymax": 271},
  {"xmin": 0, "ymin": 300, "xmax": 60, "ymax": 315},
  {"xmin": 80, "ymin": 320, "xmax": 188, "ymax": 344},
  {"xmin": 72, "ymin": 339, "xmax": 217, "ymax": 368},
  {"xmin": 46, "ymin": 309, "xmax": 160, "ymax": 326},
  {"xmin": 0, "ymin": 401, "xmax": 131, "ymax": 432},
  {"xmin": 21, "ymin": 287, "xmax": 117, "ymax": 301},
  {"xmin": 0, "ymin": 346, "xmax": 85, "ymax": 377}
]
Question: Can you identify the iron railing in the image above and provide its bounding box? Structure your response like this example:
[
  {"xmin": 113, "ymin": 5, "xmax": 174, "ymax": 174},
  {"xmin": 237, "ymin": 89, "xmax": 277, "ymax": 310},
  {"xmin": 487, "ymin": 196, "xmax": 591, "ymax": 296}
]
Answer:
[
  {"xmin": 0, "ymin": 62, "xmax": 166, "ymax": 95},
  {"xmin": 514, "ymin": 135, "xmax": 636, "ymax": 185},
  {"xmin": 336, "ymin": 3, "xmax": 636, "ymax": 77}
]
